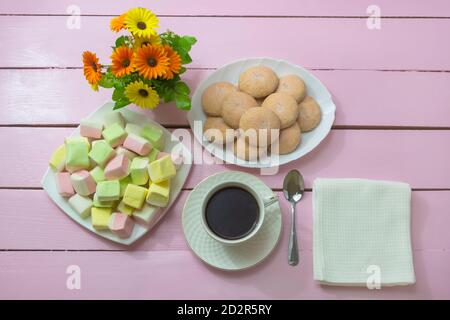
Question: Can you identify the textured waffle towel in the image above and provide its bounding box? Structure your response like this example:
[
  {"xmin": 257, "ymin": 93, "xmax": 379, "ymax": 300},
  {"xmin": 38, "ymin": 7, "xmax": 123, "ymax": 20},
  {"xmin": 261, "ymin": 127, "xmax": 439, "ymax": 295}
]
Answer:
[{"xmin": 313, "ymin": 178, "xmax": 415, "ymax": 287}]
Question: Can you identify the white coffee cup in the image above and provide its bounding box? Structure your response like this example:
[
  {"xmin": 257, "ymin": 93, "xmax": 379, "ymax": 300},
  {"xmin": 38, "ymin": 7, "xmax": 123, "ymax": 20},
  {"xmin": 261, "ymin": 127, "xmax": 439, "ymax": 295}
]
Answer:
[{"xmin": 201, "ymin": 181, "xmax": 278, "ymax": 246}]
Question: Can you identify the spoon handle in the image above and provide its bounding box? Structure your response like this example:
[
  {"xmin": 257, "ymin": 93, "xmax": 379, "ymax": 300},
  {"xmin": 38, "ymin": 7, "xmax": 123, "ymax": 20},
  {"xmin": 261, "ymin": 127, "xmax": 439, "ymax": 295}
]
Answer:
[{"xmin": 288, "ymin": 202, "xmax": 299, "ymax": 266}]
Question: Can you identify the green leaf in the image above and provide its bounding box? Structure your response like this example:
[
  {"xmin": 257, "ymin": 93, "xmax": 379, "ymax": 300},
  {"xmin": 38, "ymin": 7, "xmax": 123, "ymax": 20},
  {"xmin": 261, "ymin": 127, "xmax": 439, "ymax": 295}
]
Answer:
[
  {"xmin": 113, "ymin": 97, "xmax": 130, "ymax": 110},
  {"xmin": 178, "ymin": 66, "xmax": 187, "ymax": 74},
  {"xmin": 182, "ymin": 36, "xmax": 197, "ymax": 46},
  {"xmin": 175, "ymin": 81, "xmax": 190, "ymax": 95},
  {"xmin": 112, "ymin": 87, "xmax": 125, "ymax": 101},
  {"xmin": 98, "ymin": 75, "xmax": 114, "ymax": 88},
  {"xmin": 175, "ymin": 93, "xmax": 191, "ymax": 110},
  {"xmin": 115, "ymin": 36, "xmax": 126, "ymax": 48}
]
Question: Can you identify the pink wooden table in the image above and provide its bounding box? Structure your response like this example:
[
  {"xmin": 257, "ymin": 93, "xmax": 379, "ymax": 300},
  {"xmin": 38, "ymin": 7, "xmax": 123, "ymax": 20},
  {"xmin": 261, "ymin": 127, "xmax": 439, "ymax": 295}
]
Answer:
[{"xmin": 1, "ymin": 0, "xmax": 450, "ymax": 299}]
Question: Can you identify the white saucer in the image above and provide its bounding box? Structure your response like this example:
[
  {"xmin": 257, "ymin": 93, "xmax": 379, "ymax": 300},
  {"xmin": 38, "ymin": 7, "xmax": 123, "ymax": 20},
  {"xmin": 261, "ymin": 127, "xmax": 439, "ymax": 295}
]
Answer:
[{"xmin": 182, "ymin": 171, "xmax": 282, "ymax": 271}]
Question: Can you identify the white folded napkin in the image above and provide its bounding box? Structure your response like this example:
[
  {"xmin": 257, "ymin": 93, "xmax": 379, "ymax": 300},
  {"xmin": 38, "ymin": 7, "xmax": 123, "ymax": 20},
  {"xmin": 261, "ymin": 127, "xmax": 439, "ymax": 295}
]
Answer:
[{"xmin": 313, "ymin": 178, "xmax": 415, "ymax": 287}]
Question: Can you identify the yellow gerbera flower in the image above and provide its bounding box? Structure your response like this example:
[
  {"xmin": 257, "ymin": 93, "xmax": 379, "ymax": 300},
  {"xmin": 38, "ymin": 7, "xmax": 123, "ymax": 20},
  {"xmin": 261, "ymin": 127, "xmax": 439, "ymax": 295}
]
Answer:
[
  {"xmin": 125, "ymin": 81, "xmax": 160, "ymax": 109},
  {"xmin": 110, "ymin": 13, "xmax": 127, "ymax": 32},
  {"xmin": 125, "ymin": 8, "xmax": 159, "ymax": 38},
  {"xmin": 111, "ymin": 46, "xmax": 134, "ymax": 77},
  {"xmin": 162, "ymin": 45, "xmax": 182, "ymax": 80},
  {"xmin": 133, "ymin": 34, "xmax": 161, "ymax": 50},
  {"xmin": 134, "ymin": 45, "xmax": 169, "ymax": 79},
  {"xmin": 82, "ymin": 51, "xmax": 102, "ymax": 86}
]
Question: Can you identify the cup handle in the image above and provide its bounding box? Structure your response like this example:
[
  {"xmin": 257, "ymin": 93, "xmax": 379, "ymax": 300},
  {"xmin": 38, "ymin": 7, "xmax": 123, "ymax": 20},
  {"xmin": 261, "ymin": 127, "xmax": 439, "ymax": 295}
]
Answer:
[{"xmin": 263, "ymin": 194, "xmax": 278, "ymax": 208}]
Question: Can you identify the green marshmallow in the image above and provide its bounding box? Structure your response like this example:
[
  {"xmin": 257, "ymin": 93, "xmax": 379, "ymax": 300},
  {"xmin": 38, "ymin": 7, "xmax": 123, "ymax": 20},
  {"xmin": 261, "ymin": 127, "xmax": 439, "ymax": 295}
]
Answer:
[
  {"xmin": 96, "ymin": 180, "xmax": 120, "ymax": 202},
  {"xmin": 93, "ymin": 192, "xmax": 116, "ymax": 208},
  {"xmin": 125, "ymin": 123, "xmax": 142, "ymax": 135},
  {"xmin": 89, "ymin": 140, "xmax": 115, "ymax": 168},
  {"xmin": 65, "ymin": 137, "xmax": 90, "ymax": 172},
  {"xmin": 147, "ymin": 148, "xmax": 160, "ymax": 163},
  {"xmin": 119, "ymin": 176, "xmax": 132, "ymax": 197},
  {"xmin": 141, "ymin": 124, "xmax": 164, "ymax": 149},
  {"xmin": 130, "ymin": 157, "xmax": 149, "ymax": 186},
  {"xmin": 102, "ymin": 123, "xmax": 127, "ymax": 147},
  {"xmin": 90, "ymin": 166, "xmax": 106, "ymax": 183}
]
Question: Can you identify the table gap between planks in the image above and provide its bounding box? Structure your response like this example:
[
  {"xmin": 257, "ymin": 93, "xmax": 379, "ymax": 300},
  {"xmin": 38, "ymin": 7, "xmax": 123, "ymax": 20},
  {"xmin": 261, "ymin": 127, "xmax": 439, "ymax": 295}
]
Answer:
[{"xmin": 0, "ymin": 1, "xmax": 449, "ymax": 299}]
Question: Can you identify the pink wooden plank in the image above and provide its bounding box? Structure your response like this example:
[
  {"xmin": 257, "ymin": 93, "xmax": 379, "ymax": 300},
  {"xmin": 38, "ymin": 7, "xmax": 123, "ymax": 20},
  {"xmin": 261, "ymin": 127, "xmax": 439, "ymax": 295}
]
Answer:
[
  {"xmin": 1, "ymin": 127, "xmax": 450, "ymax": 189},
  {"xmin": 0, "ymin": 190, "xmax": 448, "ymax": 251},
  {"xmin": 0, "ymin": 250, "xmax": 449, "ymax": 299},
  {"xmin": 2, "ymin": 69, "xmax": 450, "ymax": 127},
  {"xmin": 1, "ymin": 0, "xmax": 450, "ymax": 17},
  {"xmin": 1, "ymin": 16, "xmax": 450, "ymax": 70}
]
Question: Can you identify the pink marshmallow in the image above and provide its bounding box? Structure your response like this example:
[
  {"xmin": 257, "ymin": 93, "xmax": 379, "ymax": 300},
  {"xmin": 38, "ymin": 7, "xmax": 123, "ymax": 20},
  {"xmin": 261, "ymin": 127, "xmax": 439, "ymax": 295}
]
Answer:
[
  {"xmin": 80, "ymin": 120, "xmax": 103, "ymax": 139},
  {"xmin": 104, "ymin": 154, "xmax": 129, "ymax": 180},
  {"xmin": 123, "ymin": 133, "xmax": 152, "ymax": 156},
  {"xmin": 109, "ymin": 212, "xmax": 135, "ymax": 238},
  {"xmin": 70, "ymin": 170, "xmax": 96, "ymax": 196},
  {"xmin": 55, "ymin": 172, "xmax": 75, "ymax": 197}
]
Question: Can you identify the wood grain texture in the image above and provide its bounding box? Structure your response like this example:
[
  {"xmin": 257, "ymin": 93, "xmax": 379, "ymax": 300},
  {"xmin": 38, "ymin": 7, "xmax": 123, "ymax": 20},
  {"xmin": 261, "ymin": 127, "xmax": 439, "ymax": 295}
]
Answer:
[
  {"xmin": 1, "ymin": 0, "xmax": 450, "ymax": 17},
  {"xmin": 1, "ymin": 250, "xmax": 449, "ymax": 299},
  {"xmin": 0, "ymin": 189, "xmax": 448, "ymax": 251},
  {"xmin": 1, "ymin": 16, "xmax": 450, "ymax": 70},
  {"xmin": 1, "ymin": 127, "xmax": 449, "ymax": 189},
  {"xmin": 1, "ymin": 69, "xmax": 450, "ymax": 127}
]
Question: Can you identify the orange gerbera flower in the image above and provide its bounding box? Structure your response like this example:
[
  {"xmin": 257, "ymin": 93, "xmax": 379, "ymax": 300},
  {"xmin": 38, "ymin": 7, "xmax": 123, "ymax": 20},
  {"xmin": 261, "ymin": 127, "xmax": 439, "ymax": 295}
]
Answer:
[
  {"xmin": 82, "ymin": 51, "xmax": 102, "ymax": 85},
  {"xmin": 111, "ymin": 46, "xmax": 134, "ymax": 77},
  {"xmin": 134, "ymin": 45, "xmax": 169, "ymax": 79},
  {"xmin": 162, "ymin": 45, "xmax": 182, "ymax": 79},
  {"xmin": 110, "ymin": 13, "xmax": 127, "ymax": 32}
]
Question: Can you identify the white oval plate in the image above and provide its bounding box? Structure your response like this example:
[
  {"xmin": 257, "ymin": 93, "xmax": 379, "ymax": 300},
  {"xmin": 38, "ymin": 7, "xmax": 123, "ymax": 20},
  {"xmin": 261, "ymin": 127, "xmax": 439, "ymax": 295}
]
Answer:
[
  {"xmin": 187, "ymin": 57, "xmax": 336, "ymax": 168},
  {"xmin": 41, "ymin": 102, "xmax": 192, "ymax": 246},
  {"xmin": 182, "ymin": 171, "xmax": 282, "ymax": 271}
]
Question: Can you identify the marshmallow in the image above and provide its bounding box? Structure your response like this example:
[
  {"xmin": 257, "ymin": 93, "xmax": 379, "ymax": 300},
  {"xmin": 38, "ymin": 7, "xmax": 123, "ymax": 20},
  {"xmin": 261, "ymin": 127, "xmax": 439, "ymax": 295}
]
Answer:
[
  {"xmin": 133, "ymin": 203, "xmax": 161, "ymax": 227},
  {"xmin": 70, "ymin": 170, "xmax": 96, "ymax": 196},
  {"xmin": 141, "ymin": 124, "xmax": 165, "ymax": 149},
  {"xmin": 148, "ymin": 155, "xmax": 176, "ymax": 183},
  {"xmin": 68, "ymin": 194, "xmax": 93, "ymax": 218},
  {"xmin": 123, "ymin": 184, "xmax": 148, "ymax": 209},
  {"xmin": 65, "ymin": 137, "xmax": 90, "ymax": 172},
  {"xmin": 130, "ymin": 157, "xmax": 149, "ymax": 186},
  {"xmin": 117, "ymin": 199, "xmax": 135, "ymax": 216},
  {"xmin": 102, "ymin": 123, "xmax": 127, "ymax": 147},
  {"xmin": 146, "ymin": 179, "xmax": 170, "ymax": 207},
  {"xmin": 109, "ymin": 213, "xmax": 135, "ymax": 238},
  {"xmin": 119, "ymin": 176, "xmax": 132, "ymax": 197},
  {"xmin": 123, "ymin": 133, "xmax": 152, "ymax": 156},
  {"xmin": 55, "ymin": 172, "xmax": 75, "ymax": 197},
  {"xmin": 104, "ymin": 154, "xmax": 129, "ymax": 180},
  {"xmin": 96, "ymin": 180, "xmax": 120, "ymax": 202},
  {"xmin": 93, "ymin": 193, "xmax": 116, "ymax": 208},
  {"xmin": 104, "ymin": 112, "xmax": 126, "ymax": 128},
  {"xmin": 90, "ymin": 166, "xmax": 106, "ymax": 183},
  {"xmin": 156, "ymin": 151, "xmax": 184, "ymax": 169},
  {"xmin": 125, "ymin": 123, "xmax": 142, "ymax": 135},
  {"xmin": 89, "ymin": 140, "xmax": 116, "ymax": 168},
  {"xmin": 91, "ymin": 207, "xmax": 112, "ymax": 230},
  {"xmin": 115, "ymin": 146, "xmax": 137, "ymax": 161},
  {"xmin": 147, "ymin": 148, "xmax": 160, "ymax": 163},
  {"xmin": 49, "ymin": 144, "xmax": 66, "ymax": 172},
  {"xmin": 80, "ymin": 119, "xmax": 103, "ymax": 139}
]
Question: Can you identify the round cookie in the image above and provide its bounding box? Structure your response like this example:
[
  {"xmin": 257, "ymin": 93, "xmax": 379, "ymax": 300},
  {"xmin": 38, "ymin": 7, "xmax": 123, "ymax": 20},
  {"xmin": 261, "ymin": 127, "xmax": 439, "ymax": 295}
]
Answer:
[
  {"xmin": 262, "ymin": 92, "xmax": 299, "ymax": 129},
  {"xmin": 271, "ymin": 123, "xmax": 302, "ymax": 155},
  {"xmin": 221, "ymin": 91, "xmax": 258, "ymax": 129},
  {"xmin": 298, "ymin": 96, "xmax": 322, "ymax": 132},
  {"xmin": 276, "ymin": 74, "xmax": 307, "ymax": 103},
  {"xmin": 238, "ymin": 66, "xmax": 279, "ymax": 98},
  {"xmin": 203, "ymin": 117, "xmax": 235, "ymax": 145},
  {"xmin": 233, "ymin": 137, "xmax": 265, "ymax": 161},
  {"xmin": 201, "ymin": 82, "xmax": 237, "ymax": 116},
  {"xmin": 239, "ymin": 107, "xmax": 281, "ymax": 147}
]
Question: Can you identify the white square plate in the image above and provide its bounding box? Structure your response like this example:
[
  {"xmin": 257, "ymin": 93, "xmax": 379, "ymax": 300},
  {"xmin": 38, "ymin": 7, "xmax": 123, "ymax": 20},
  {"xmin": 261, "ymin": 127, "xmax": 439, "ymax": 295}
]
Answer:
[
  {"xmin": 187, "ymin": 57, "xmax": 336, "ymax": 168},
  {"xmin": 41, "ymin": 102, "xmax": 192, "ymax": 245}
]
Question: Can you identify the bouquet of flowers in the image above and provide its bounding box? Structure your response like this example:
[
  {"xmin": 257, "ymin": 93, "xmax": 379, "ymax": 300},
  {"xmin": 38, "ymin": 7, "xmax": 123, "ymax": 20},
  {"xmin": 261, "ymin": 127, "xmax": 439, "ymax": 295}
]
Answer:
[{"xmin": 82, "ymin": 7, "xmax": 197, "ymax": 110}]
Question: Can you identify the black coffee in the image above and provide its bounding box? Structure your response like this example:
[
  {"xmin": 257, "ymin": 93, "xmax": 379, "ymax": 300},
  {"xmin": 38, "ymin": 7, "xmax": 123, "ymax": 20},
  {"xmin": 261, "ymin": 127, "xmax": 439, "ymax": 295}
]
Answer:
[{"xmin": 205, "ymin": 187, "xmax": 259, "ymax": 240}]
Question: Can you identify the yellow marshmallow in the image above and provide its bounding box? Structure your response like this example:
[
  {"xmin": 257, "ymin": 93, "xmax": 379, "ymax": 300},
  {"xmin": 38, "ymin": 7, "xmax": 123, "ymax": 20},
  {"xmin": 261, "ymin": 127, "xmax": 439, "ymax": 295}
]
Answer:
[
  {"xmin": 147, "ymin": 155, "xmax": 176, "ymax": 183},
  {"xmin": 49, "ymin": 144, "xmax": 66, "ymax": 172},
  {"xmin": 91, "ymin": 207, "xmax": 112, "ymax": 230},
  {"xmin": 146, "ymin": 179, "xmax": 170, "ymax": 207}
]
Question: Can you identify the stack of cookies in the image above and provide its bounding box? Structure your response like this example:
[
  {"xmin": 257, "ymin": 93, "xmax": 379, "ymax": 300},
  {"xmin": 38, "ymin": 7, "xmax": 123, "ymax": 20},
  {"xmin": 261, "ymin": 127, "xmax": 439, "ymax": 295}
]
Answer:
[{"xmin": 202, "ymin": 66, "xmax": 322, "ymax": 161}]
